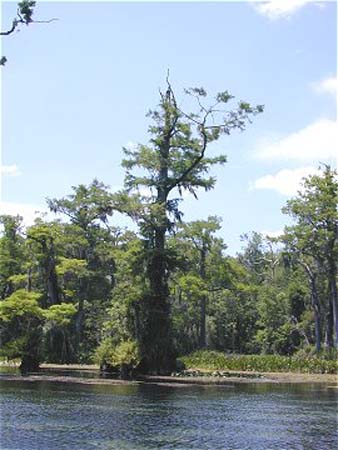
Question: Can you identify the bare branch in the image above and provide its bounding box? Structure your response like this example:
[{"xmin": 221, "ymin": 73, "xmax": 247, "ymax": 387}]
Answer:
[
  {"xmin": 30, "ymin": 18, "xmax": 58, "ymax": 24},
  {"xmin": 0, "ymin": 19, "xmax": 20, "ymax": 36},
  {"xmin": 168, "ymin": 123, "xmax": 208, "ymax": 192}
]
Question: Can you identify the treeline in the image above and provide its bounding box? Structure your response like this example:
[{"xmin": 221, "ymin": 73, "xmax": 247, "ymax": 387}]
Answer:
[{"xmin": 0, "ymin": 83, "xmax": 337, "ymax": 375}]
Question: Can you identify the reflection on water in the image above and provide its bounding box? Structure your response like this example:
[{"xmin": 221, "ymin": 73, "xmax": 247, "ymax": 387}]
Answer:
[{"xmin": 0, "ymin": 378, "xmax": 337, "ymax": 450}]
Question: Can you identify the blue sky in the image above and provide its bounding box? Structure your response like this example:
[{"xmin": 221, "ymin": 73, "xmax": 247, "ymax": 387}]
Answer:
[{"xmin": 1, "ymin": 0, "xmax": 337, "ymax": 254}]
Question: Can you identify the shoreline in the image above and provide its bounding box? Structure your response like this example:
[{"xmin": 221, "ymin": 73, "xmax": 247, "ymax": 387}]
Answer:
[{"xmin": 0, "ymin": 363, "xmax": 337, "ymax": 386}]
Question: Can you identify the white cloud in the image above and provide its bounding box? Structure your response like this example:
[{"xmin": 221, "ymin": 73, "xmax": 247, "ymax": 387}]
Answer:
[
  {"xmin": 1, "ymin": 164, "xmax": 21, "ymax": 176},
  {"xmin": 251, "ymin": 166, "xmax": 320, "ymax": 196},
  {"xmin": 311, "ymin": 76, "xmax": 337, "ymax": 96},
  {"xmin": 253, "ymin": 1, "xmax": 323, "ymax": 20},
  {"xmin": 255, "ymin": 119, "xmax": 338, "ymax": 161},
  {"xmin": 0, "ymin": 201, "xmax": 48, "ymax": 227}
]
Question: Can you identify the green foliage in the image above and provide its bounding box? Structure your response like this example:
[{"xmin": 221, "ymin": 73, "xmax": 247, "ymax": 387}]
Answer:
[
  {"xmin": 93, "ymin": 337, "xmax": 115, "ymax": 365},
  {"xmin": 0, "ymin": 288, "xmax": 76, "ymax": 365},
  {"xmin": 0, "ymin": 215, "xmax": 25, "ymax": 298},
  {"xmin": 111, "ymin": 340, "xmax": 140, "ymax": 368},
  {"xmin": 295, "ymin": 345, "xmax": 337, "ymax": 361},
  {"xmin": 43, "ymin": 303, "xmax": 77, "ymax": 326},
  {"xmin": 18, "ymin": 1, "xmax": 36, "ymax": 23},
  {"xmin": 181, "ymin": 350, "xmax": 338, "ymax": 374},
  {"xmin": 47, "ymin": 179, "xmax": 114, "ymax": 230},
  {"xmin": 0, "ymin": 290, "xmax": 43, "ymax": 322},
  {"xmin": 0, "ymin": 337, "xmax": 28, "ymax": 360},
  {"xmin": 94, "ymin": 339, "xmax": 140, "ymax": 370},
  {"xmin": 208, "ymin": 284, "xmax": 259, "ymax": 354},
  {"xmin": 282, "ymin": 165, "xmax": 338, "ymax": 349}
]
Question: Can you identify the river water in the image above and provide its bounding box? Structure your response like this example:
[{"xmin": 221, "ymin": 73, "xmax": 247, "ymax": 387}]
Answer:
[{"xmin": 0, "ymin": 378, "xmax": 337, "ymax": 450}]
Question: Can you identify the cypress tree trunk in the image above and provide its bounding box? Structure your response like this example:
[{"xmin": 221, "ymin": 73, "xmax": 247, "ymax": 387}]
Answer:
[
  {"xmin": 311, "ymin": 286, "xmax": 321, "ymax": 353},
  {"xmin": 139, "ymin": 95, "xmax": 178, "ymax": 374},
  {"xmin": 141, "ymin": 225, "xmax": 176, "ymax": 374},
  {"xmin": 308, "ymin": 271, "xmax": 321, "ymax": 352},
  {"xmin": 46, "ymin": 268, "xmax": 59, "ymax": 306},
  {"xmin": 302, "ymin": 262, "xmax": 322, "ymax": 352},
  {"xmin": 74, "ymin": 278, "xmax": 86, "ymax": 354},
  {"xmin": 199, "ymin": 245, "xmax": 207, "ymax": 348},
  {"xmin": 19, "ymin": 354, "xmax": 40, "ymax": 374},
  {"xmin": 139, "ymin": 90, "xmax": 178, "ymax": 374},
  {"xmin": 43, "ymin": 239, "xmax": 60, "ymax": 307},
  {"xmin": 328, "ymin": 260, "xmax": 338, "ymax": 347},
  {"xmin": 325, "ymin": 297, "xmax": 334, "ymax": 349},
  {"xmin": 324, "ymin": 257, "xmax": 337, "ymax": 349},
  {"xmin": 19, "ymin": 326, "xmax": 41, "ymax": 374}
]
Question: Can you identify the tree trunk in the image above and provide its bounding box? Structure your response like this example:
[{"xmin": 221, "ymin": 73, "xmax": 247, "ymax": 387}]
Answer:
[
  {"xmin": 325, "ymin": 296, "xmax": 334, "ymax": 349},
  {"xmin": 302, "ymin": 262, "xmax": 322, "ymax": 352},
  {"xmin": 74, "ymin": 278, "xmax": 86, "ymax": 355},
  {"xmin": 199, "ymin": 245, "xmax": 207, "ymax": 348},
  {"xmin": 139, "ymin": 102, "xmax": 178, "ymax": 374},
  {"xmin": 328, "ymin": 260, "xmax": 338, "ymax": 347},
  {"xmin": 310, "ymin": 277, "xmax": 321, "ymax": 352},
  {"xmin": 46, "ymin": 268, "xmax": 59, "ymax": 306},
  {"xmin": 19, "ymin": 354, "xmax": 40, "ymax": 374},
  {"xmin": 20, "ymin": 326, "xmax": 41, "ymax": 374},
  {"xmin": 42, "ymin": 240, "xmax": 60, "ymax": 307},
  {"xmin": 141, "ymin": 225, "xmax": 176, "ymax": 374}
]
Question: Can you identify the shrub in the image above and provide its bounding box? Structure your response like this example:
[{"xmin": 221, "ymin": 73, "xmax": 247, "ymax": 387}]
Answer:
[
  {"xmin": 94, "ymin": 339, "xmax": 141, "ymax": 377},
  {"xmin": 180, "ymin": 350, "xmax": 338, "ymax": 374}
]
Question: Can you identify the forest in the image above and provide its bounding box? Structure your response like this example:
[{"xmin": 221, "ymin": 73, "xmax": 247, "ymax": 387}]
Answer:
[{"xmin": 1, "ymin": 80, "xmax": 337, "ymax": 376}]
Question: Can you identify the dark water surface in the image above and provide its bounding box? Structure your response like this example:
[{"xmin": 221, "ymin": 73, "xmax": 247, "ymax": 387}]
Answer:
[{"xmin": 0, "ymin": 378, "xmax": 337, "ymax": 450}]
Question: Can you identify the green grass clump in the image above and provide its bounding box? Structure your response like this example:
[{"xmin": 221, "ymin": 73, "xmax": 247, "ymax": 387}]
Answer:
[{"xmin": 180, "ymin": 350, "xmax": 338, "ymax": 374}]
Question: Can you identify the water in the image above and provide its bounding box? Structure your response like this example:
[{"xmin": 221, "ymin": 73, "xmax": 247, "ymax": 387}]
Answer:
[{"xmin": 0, "ymin": 377, "xmax": 337, "ymax": 450}]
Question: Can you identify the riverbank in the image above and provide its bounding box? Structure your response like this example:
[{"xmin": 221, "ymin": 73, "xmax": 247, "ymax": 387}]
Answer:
[{"xmin": 0, "ymin": 363, "xmax": 337, "ymax": 386}]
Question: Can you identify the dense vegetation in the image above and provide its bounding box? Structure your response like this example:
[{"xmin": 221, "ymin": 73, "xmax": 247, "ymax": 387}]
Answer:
[
  {"xmin": 181, "ymin": 350, "xmax": 338, "ymax": 375},
  {"xmin": 0, "ymin": 82, "xmax": 337, "ymax": 376}
]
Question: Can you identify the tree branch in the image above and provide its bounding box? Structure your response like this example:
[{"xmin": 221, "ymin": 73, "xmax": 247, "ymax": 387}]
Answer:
[
  {"xmin": 168, "ymin": 118, "xmax": 208, "ymax": 192},
  {"xmin": 1, "ymin": 1, "xmax": 58, "ymax": 65},
  {"xmin": 0, "ymin": 19, "xmax": 20, "ymax": 36}
]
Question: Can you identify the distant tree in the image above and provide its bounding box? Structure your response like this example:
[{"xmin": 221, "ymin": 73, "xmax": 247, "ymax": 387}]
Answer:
[
  {"xmin": 177, "ymin": 216, "xmax": 223, "ymax": 348},
  {"xmin": 283, "ymin": 166, "xmax": 338, "ymax": 348},
  {"xmin": 47, "ymin": 179, "xmax": 114, "ymax": 232},
  {"xmin": 282, "ymin": 225, "xmax": 324, "ymax": 352},
  {"xmin": 0, "ymin": 289, "xmax": 75, "ymax": 372},
  {"xmin": 47, "ymin": 180, "xmax": 115, "ymax": 358},
  {"xmin": 0, "ymin": 215, "xmax": 25, "ymax": 298},
  {"xmin": 195, "ymin": 254, "xmax": 259, "ymax": 355}
]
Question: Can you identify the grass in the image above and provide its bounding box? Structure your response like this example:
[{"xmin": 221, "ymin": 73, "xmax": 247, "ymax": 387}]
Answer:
[{"xmin": 180, "ymin": 350, "xmax": 338, "ymax": 375}]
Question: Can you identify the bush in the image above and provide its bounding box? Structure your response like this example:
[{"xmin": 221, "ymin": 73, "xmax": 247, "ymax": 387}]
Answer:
[{"xmin": 94, "ymin": 339, "xmax": 141, "ymax": 377}]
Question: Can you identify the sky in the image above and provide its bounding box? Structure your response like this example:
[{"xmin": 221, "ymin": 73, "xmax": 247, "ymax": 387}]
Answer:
[{"xmin": 1, "ymin": 0, "xmax": 337, "ymax": 254}]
